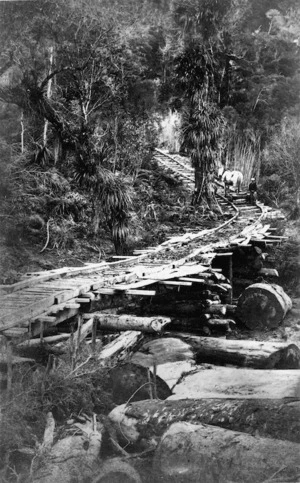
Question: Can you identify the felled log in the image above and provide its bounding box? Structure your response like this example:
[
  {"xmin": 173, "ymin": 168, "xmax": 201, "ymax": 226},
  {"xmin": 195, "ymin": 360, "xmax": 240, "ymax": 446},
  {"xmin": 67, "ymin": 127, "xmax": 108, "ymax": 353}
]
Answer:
[
  {"xmin": 32, "ymin": 415, "xmax": 102, "ymax": 483},
  {"xmin": 153, "ymin": 422, "xmax": 300, "ymax": 483},
  {"xmin": 204, "ymin": 319, "xmax": 235, "ymax": 331},
  {"xmin": 91, "ymin": 313, "xmax": 171, "ymax": 333},
  {"xmin": 167, "ymin": 317, "xmax": 211, "ymax": 334},
  {"xmin": 18, "ymin": 334, "xmax": 70, "ymax": 347},
  {"xmin": 142, "ymin": 301, "xmax": 216, "ymax": 317},
  {"xmin": 108, "ymin": 398, "xmax": 300, "ymax": 447},
  {"xmin": 205, "ymin": 304, "xmax": 227, "ymax": 315},
  {"xmin": 169, "ymin": 366, "xmax": 300, "ymax": 400},
  {"xmin": 98, "ymin": 330, "xmax": 144, "ymax": 364},
  {"xmin": 225, "ymin": 304, "xmax": 237, "ymax": 315},
  {"xmin": 170, "ymin": 334, "xmax": 300, "ymax": 368},
  {"xmin": 237, "ymin": 283, "xmax": 292, "ymax": 329},
  {"xmin": 132, "ymin": 335, "xmax": 300, "ymax": 370}
]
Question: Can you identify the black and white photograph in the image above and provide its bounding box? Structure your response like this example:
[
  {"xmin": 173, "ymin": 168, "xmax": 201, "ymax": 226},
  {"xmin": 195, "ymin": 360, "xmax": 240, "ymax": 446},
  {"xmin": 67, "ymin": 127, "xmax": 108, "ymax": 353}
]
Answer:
[{"xmin": 0, "ymin": 0, "xmax": 299, "ymax": 481}]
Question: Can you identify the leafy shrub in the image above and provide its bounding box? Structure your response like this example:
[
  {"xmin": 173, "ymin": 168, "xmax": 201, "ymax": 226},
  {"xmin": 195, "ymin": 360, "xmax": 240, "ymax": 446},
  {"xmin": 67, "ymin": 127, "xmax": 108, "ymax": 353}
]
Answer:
[
  {"xmin": 0, "ymin": 352, "xmax": 114, "ymax": 469},
  {"xmin": 260, "ymin": 116, "xmax": 300, "ymax": 217}
]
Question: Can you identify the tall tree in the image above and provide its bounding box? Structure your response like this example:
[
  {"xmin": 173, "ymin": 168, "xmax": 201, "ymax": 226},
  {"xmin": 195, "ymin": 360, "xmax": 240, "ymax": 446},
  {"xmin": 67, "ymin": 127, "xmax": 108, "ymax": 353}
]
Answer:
[{"xmin": 0, "ymin": 0, "xmax": 157, "ymax": 253}]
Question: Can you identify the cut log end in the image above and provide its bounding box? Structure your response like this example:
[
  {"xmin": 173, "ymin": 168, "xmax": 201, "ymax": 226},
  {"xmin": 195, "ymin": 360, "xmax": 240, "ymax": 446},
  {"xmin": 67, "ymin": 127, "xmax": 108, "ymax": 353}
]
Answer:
[{"xmin": 237, "ymin": 283, "xmax": 292, "ymax": 329}]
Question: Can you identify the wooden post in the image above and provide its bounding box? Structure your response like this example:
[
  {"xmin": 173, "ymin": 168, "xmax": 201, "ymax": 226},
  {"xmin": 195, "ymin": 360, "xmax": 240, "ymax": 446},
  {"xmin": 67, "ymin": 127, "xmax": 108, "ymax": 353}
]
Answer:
[
  {"xmin": 92, "ymin": 319, "xmax": 97, "ymax": 353},
  {"xmin": 153, "ymin": 360, "xmax": 158, "ymax": 399},
  {"xmin": 76, "ymin": 314, "xmax": 82, "ymax": 352},
  {"xmin": 40, "ymin": 321, "xmax": 44, "ymax": 342},
  {"xmin": 70, "ymin": 329, "xmax": 75, "ymax": 370},
  {"xmin": 73, "ymin": 314, "xmax": 83, "ymax": 368},
  {"xmin": 147, "ymin": 369, "xmax": 153, "ymax": 399},
  {"xmin": 20, "ymin": 110, "xmax": 24, "ymax": 153},
  {"xmin": 228, "ymin": 254, "xmax": 233, "ymax": 303}
]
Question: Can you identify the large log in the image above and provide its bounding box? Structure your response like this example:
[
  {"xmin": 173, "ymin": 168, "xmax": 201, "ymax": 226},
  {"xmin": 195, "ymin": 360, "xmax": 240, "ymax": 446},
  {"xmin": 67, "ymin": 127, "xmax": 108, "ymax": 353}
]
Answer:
[
  {"xmin": 169, "ymin": 334, "xmax": 300, "ymax": 368},
  {"xmin": 169, "ymin": 365, "xmax": 300, "ymax": 400},
  {"xmin": 108, "ymin": 398, "xmax": 300, "ymax": 447},
  {"xmin": 91, "ymin": 313, "xmax": 171, "ymax": 333},
  {"xmin": 142, "ymin": 301, "xmax": 216, "ymax": 317},
  {"xmin": 133, "ymin": 335, "xmax": 300, "ymax": 369},
  {"xmin": 237, "ymin": 283, "xmax": 292, "ymax": 329},
  {"xmin": 153, "ymin": 422, "xmax": 300, "ymax": 483}
]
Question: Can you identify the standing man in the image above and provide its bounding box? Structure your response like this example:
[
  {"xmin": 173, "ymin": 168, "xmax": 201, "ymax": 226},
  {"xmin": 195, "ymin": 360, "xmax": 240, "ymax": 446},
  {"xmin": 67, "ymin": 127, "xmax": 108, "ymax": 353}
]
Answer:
[{"xmin": 249, "ymin": 177, "xmax": 257, "ymax": 204}]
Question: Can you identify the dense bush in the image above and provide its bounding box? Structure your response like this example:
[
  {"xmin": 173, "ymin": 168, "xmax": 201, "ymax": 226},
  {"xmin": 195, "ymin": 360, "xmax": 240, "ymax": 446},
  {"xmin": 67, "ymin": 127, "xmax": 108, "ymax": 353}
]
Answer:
[{"xmin": 260, "ymin": 117, "xmax": 300, "ymax": 218}]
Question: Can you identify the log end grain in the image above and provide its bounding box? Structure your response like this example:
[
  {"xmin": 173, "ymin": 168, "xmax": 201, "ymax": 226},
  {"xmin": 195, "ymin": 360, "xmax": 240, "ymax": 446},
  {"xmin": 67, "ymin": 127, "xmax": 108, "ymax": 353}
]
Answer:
[{"xmin": 237, "ymin": 283, "xmax": 292, "ymax": 329}]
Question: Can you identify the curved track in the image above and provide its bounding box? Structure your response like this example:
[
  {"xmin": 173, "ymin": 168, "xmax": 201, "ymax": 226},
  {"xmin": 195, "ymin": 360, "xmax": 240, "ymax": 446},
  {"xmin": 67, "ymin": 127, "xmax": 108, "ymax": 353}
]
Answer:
[{"xmin": 0, "ymin": 150, "xmax": 283, "ymax": 340}]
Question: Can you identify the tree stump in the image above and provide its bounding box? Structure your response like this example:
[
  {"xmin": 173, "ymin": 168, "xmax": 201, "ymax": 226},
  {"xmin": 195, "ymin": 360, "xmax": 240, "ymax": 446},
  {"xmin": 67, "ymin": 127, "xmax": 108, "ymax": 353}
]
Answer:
[{"xmin": 237, "ymin": 283, "xmax": 292, "ymax": 329}]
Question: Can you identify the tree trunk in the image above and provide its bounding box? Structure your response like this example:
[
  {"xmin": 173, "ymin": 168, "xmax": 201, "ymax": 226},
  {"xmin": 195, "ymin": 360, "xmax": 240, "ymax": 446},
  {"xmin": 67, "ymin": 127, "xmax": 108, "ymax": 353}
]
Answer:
[
  {"xmin": 169, "ymin": 366, "xmax": 300, "ymax": 400},
  {"xmin": 193, "ymin": 167, "xmax": 215, "ymax": 206},
  {"xmin": 153, "ymin": 422, "xmax": 300, "ymax": 483},
  {"xmin": 237, "ymin": 283, "xmax": 292, "ymax": 329},
  {"xmin": 108, "ymin": 398, "xmax": 300, "ymax": 447},
  {"xmin": 143, "ymin": 300, "xmax": 212, "ymax": 317},
  {"xmin": 171, "ymin": 334, "xmax": 300, "ymax": 368},
  {"xmin": 92, "ymin": 314, "xmax": 171, "ymax": 333},
  {"xmin": 132, "ymin": 335, "xmax": 300, "ymax": 370}
]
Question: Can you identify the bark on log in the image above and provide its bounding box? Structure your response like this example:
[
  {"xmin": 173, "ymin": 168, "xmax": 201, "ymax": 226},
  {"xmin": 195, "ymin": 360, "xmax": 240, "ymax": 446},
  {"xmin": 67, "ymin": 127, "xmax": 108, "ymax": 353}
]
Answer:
[
  {"xmin": 153, "ymin": 422, "xmax": 300, "ymax": 483},
  {"xmin": 225, "ymin": 304, "xmax": 237, "ymax": 315},
  {"xmin": 108, "ymin": 398, "xmax": 300, "ymax": 447},
  {"xmin": 169, "ymin": 334, "xmax": 300, "ymax": 368},
  {"xmin": 237, "ymin": 283, "xmax": 292, "ymax": 329},
  {"xmin": 205, "ymin": 304, "xmax": 227, "ymax": 315},
  {"xmin": 92, "ymin": 314, "xmax": 171, "ymax": 333},
  {"xmin": 98, "ymin": 330, "xmax": 144, "ymax": 364},
  {"xmin": 142, "ymin": 301, "xmax": 213, "ymax": 317},
  {"xmin": 205, "ymin": 319, "xmax": 235, "ymax": 331},
  {"xmin": 18, "ymin": 334, "xmax": 70, "ymax": 347},
  {"xmin": 168, "ymin": 316, "xmax": 210, "ymax": 334}
]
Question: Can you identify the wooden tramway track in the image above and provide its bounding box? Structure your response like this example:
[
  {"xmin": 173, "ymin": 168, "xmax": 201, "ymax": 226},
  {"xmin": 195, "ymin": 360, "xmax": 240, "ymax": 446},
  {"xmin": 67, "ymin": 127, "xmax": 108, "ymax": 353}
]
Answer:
[{"xmin": 0, "ymin": 149, "xmax": 285, "ymax": 342}]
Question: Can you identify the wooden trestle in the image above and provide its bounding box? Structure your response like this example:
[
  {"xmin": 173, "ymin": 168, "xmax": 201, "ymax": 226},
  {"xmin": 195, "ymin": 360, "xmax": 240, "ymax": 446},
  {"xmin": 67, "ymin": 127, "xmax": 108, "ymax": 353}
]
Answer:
[{"xmin": 0, "ymin": 149, "xmax": 286, "ymax": 344}]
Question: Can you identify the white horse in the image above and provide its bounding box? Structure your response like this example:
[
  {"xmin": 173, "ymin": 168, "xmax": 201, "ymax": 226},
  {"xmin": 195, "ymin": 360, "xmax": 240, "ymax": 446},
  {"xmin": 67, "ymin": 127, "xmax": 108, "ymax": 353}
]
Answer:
[{"xmin": 218, "ymin": 166, "xmax": 243, "ymax": 194}]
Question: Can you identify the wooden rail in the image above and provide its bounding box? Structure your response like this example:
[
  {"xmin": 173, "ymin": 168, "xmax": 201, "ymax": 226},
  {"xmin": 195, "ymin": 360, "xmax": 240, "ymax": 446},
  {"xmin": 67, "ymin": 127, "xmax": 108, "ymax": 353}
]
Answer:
[{"xmin": 0, "ymin": 150, "xmax": 284, "ymax": 340}]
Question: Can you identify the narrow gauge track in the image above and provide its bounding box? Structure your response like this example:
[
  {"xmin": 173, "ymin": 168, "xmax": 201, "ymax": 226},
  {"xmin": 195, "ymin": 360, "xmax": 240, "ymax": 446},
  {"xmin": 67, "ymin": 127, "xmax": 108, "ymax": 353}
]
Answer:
[{"xmin": 0, "ymin": 149, "xmax": 282, "ymax": 341}]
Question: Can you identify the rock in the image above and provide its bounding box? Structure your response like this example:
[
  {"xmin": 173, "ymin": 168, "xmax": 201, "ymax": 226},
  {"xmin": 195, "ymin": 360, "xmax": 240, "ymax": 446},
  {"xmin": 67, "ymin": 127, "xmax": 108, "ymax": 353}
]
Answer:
[{"xmin": 109, "ymin": 363, "xmax": 172, "ymax": 404}]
